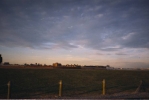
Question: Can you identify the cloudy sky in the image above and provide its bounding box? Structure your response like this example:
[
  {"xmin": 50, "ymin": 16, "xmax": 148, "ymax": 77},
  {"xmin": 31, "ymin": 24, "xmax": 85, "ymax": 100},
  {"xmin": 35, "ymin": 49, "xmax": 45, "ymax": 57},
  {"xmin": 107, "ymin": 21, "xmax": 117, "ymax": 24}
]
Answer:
[{"xmin": 0, "ymin": 0, "xmax": 149, "ymax": 68}]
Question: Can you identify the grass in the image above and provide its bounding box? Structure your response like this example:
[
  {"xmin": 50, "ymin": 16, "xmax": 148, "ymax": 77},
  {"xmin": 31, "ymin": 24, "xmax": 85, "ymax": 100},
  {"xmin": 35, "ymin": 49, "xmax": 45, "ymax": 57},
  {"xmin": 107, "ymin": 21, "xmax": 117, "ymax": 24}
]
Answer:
[{"xmin": 0, "ymin": 68, "xmax": 149, "ymax": 98}]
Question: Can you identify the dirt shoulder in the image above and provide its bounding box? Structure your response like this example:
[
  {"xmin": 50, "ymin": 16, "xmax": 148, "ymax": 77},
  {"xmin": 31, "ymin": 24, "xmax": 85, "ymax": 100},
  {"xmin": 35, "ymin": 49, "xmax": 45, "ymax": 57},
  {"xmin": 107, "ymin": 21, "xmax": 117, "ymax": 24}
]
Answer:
[
  {"xmin": 55, "ymin": 92, "xmax": 149, "ymax": 99},
  {"xmin": 23, "ymin": 92, "xmax": 149, "ymax": 99}
]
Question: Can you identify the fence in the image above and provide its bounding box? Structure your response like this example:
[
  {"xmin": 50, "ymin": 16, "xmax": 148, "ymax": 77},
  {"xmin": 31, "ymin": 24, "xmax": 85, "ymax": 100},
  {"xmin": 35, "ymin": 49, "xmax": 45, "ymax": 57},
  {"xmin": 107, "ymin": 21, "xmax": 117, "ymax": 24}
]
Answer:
[{"xmin": 0, "ymin": 79, "xmax": 147, "ymax": 99}]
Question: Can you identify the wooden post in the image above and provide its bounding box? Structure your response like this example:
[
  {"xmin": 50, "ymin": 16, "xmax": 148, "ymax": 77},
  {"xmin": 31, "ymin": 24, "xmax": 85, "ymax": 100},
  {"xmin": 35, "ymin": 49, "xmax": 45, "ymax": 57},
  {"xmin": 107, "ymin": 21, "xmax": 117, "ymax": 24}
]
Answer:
[
  {"xmin": 7, "ymin": 81, "xmax": 11, "ymax": 99},
  {"xmin": 102, "ymin": 79, "xmax": 106, "ymax": 95},
  {"xmin": 59, "ymin": 80, "xmax": 62, "ymax": 97}
]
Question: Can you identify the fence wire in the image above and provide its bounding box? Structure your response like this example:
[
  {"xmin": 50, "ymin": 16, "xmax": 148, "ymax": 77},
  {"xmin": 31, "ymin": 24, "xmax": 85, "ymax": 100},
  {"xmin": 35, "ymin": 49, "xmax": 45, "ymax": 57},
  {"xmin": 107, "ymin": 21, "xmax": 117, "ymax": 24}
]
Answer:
[
  {"xmin": 0, "ymin": 84, "xmax": 7, "ymax": 88},
  {"xmin": 12, "ymin": 83, "xmax": 58, "ymax": 93},
  {"xmin": 0, "ymin": 84, "xmax": 7, "ymax": 94}
]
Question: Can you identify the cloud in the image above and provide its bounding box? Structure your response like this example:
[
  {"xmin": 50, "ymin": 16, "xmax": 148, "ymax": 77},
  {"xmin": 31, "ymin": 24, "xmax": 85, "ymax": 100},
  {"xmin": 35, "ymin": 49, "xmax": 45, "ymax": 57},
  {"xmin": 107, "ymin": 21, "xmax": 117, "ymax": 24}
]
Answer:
[
  {"xmin": 0, "ymin": 0, "xmax": 149, "ymax": 51},
  {"xmin": 100, "ymin": 47, "xmax": 122, "ymax": 51},
  {"xmin": 122, "ymin": 32, "xmax": 135, "ymax": 40},
  {"xmin": 96, "ymin": 53, "xmax": 104, "ymax": 55},
  {"xmin": 119, "ymin": 62, "xmax": 149, "ymax": 68},
  {"xmin": 94, "ymin": 14, "xmax": 104, "ymax": 18},
  {"xmin": 115, "ymin": 53, "xmax": 127, "ymax": 55},
  {"xmin": 96, "ymin": 51, "xmax": 127, "ymax": 56},
  {"xmin": 121, "ymin": 32, "xmax": 149, "ymax": 48}
]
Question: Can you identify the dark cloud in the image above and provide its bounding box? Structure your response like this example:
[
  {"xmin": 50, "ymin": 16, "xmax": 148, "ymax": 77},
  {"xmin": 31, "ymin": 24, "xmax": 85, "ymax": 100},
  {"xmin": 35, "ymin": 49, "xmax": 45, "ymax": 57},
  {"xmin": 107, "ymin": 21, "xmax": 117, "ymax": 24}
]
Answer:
[
  {"xmin": 0, "ymin": 0, "xmax": 149, "ymax": 50},
  {"xmin": 96, "ymin": 52, "xmax": 127, "ymax": 56},
  {"xmin": 120, "ymin": 62, "xmax": 149, "ymax": 68},
  {"xmin": 115, "ymin": 53, "xmax": 127, "ymax": 55},
  {"xmin": 121, "ymin": 32, "xmax": 149, "ymax": 48}
]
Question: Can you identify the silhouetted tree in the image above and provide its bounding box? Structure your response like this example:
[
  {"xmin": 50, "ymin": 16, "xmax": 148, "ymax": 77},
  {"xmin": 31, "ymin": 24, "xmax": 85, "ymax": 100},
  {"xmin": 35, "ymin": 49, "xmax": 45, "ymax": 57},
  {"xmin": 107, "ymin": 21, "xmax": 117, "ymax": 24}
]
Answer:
[
  {"xmin": 0, "ymin": 54, "xmax": 2, "ymax": 64},
  {"xmin": 0, "ymin": 54, "xmax": 3, "ymax": 64}
]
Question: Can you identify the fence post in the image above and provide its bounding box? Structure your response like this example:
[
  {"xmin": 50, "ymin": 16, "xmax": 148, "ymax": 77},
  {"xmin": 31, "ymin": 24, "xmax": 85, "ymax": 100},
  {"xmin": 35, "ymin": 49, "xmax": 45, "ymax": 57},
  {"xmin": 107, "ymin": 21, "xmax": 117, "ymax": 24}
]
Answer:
[
  {"xmin": 7, "ymin": 81, "xmax": 11, "ymax": 99},
  {"xmin": 59, "ymin": 80, "xmax": 62, "ymax": 97},
  {"xmin": 102, "ymin": 79, "xmax": 106, "ymax": 95},
  {"xmin": 135, "ymin": 80, "xmax": 142, "ymax": 93}
]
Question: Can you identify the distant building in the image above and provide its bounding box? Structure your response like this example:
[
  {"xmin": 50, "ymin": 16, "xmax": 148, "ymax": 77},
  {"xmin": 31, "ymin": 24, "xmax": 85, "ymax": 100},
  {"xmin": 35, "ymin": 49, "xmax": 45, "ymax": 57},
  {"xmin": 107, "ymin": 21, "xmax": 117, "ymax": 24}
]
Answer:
[
  {"xmin": 3, "ymin": 62, "xmax": 10, "ymax": 65},
  {"xmin": 0, "ymin": 54, "xmax": 2, "ymax": 64},
  {"xmin": 65, "ymin": 64, "xmax": 81, "ymax": 67},
  {"xmin": 83, "ymin": 65, "xmax": 106, "ymax": 69},
  {"xmin": 30, "ymin": 63, "xmax": 34, "ymax": 66},
  {"xmin": 53, "ymin": 62, "xmax": 62, "ymax": 67},
  {"xmin": 24, "ymin": 63, "xmax": 29, "ymax": 66}
]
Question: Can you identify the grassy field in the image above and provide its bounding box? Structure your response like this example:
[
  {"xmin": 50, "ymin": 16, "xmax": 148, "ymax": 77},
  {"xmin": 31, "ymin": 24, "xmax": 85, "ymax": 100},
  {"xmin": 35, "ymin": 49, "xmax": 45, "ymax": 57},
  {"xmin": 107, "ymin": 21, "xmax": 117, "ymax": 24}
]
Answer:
[{"xmin": 0, "ymin": 68, "xmax": 149, "ymax": 99}]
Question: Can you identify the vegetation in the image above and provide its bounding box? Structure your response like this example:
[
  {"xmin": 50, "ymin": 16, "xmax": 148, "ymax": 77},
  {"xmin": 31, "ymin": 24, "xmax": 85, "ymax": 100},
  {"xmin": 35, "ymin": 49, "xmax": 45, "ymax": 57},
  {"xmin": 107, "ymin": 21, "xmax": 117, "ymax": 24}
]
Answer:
[{"xmin": 0, "ymin": 68, "xmax": 149, "ymax": 98}]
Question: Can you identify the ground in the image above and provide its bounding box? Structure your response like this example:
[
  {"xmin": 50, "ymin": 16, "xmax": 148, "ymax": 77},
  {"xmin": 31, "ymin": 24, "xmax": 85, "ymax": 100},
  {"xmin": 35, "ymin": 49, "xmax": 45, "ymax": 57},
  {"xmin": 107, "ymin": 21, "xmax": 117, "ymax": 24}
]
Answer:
[{"xmin": 0, "ymin": 65, "xmax": 149, "ymax": 99}]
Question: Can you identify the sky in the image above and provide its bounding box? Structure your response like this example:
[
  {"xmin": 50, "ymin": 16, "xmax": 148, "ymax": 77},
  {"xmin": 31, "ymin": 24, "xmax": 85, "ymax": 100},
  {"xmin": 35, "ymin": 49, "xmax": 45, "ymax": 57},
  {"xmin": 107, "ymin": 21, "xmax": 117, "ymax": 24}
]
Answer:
[{"xmin": 0, "ymin": 0, "xmax": 149, "ymax": 68}]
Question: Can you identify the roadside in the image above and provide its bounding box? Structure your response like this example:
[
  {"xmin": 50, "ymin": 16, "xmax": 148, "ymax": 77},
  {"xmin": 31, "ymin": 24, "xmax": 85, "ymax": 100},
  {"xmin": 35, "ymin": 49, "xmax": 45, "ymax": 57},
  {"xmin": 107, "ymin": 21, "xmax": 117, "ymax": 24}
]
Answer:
[{"xmin": 28, "ymin": 92, "xmax": 149, "ymax": 99}]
